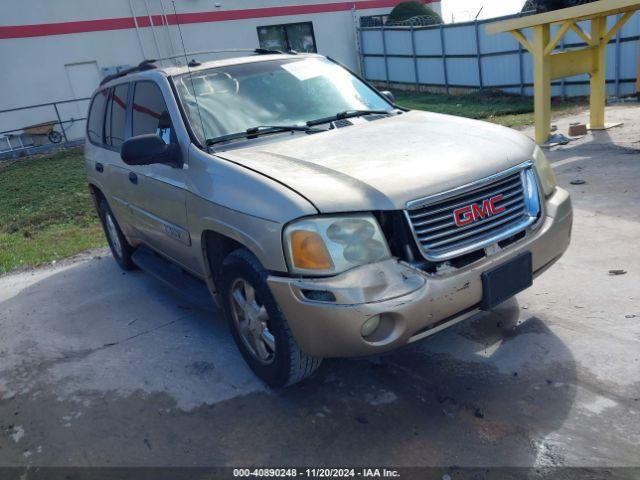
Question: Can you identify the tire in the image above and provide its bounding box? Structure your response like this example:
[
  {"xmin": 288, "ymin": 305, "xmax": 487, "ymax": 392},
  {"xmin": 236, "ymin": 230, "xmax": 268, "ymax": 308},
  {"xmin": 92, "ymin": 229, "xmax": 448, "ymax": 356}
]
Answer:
[
  {"xmin": 97, "ymin": 198, "xmax": 136, "ymax": 271},
  {"xmin": 48, "ymin": 131, "xmax": 63, "ymax": 144},
  {"xmin": 219, "ymin": 249, "xmax": 322, "ymax": 387}
]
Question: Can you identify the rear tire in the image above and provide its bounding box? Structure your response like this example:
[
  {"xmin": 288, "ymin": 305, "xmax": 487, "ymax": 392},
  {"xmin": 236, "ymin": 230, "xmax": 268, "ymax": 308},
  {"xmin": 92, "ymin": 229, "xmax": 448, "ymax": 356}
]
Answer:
[
  {"xmin": 98, "ymin": 198, "xmax": 136, "ymax": 271},
  {"xmin": 219, "ymin": 249, "xmax": 322, "ymax": 387}
]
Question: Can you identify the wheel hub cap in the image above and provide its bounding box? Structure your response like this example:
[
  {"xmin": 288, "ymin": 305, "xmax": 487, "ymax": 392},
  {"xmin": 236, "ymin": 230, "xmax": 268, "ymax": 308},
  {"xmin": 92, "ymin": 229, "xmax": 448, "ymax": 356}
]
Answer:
[{"xmin": 229, "ymin": 279, "xmax": 275, "ymax": 365}]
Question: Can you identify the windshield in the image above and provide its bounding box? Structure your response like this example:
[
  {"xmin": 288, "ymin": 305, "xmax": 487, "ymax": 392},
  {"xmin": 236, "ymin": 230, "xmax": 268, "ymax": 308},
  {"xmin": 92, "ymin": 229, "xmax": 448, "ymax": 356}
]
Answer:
[{"xmin": 174, "ymin": 57, "xmax": 392, "ymax": 143}]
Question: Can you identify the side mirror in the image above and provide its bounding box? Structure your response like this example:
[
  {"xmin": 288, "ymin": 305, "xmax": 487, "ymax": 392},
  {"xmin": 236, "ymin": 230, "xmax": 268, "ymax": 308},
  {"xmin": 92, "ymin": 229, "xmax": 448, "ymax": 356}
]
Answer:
[
  {"xmin": 121, "ymin": 134, "xmax": 181, "ymax": 167},
  {"xmin": 381, "ymin": 90, "xmax": 396, "ymax": 104}
]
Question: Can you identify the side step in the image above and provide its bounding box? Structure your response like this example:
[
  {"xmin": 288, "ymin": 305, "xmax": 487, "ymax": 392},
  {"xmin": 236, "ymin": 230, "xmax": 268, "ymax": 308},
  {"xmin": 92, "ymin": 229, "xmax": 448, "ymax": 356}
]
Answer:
[{"xmin": 132, "ymin": 246, "xmax": 216, "ymax": 312}]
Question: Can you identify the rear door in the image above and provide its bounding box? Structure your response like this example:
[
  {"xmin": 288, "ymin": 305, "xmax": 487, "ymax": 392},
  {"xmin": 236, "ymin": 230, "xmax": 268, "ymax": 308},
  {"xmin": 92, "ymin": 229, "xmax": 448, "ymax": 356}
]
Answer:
[
  {"xmin": 86, "ymin": 85, "xmax": 137, "ymax": 239},
  {"xmin": 127, "ymin": 81, "xmax": 191, "ymax": 265},
  {"xmin": 102, "ymin": 83, "xmax": 139, "ymax": 238}
]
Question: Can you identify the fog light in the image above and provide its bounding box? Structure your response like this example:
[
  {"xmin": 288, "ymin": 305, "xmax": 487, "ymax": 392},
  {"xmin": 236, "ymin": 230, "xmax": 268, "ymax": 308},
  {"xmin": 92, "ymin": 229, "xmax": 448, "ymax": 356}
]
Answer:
[{"xmin": 361, "ymin": 314, "xmax": 381, "ymax": 338}]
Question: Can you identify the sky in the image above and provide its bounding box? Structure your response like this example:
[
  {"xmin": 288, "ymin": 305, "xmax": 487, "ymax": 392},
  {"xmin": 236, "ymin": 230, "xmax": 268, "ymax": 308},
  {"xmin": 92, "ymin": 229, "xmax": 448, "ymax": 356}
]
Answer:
[{"xmin": 441, "ymin": 0, "xmax": 527, "ymax": 23}]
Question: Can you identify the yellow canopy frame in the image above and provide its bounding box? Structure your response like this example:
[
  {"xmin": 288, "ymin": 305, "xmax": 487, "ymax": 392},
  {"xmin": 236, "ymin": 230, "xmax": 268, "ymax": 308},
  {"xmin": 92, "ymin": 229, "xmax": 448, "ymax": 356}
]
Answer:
[{"xmin": 487, "ymin": 0, "xmax": 640, "ymax": 144}]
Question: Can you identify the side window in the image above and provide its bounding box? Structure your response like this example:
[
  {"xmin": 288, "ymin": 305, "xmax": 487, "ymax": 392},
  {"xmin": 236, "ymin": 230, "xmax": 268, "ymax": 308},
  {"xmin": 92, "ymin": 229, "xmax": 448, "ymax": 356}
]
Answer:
[
  {"xmin": 87, "ymin": 89, "xmax": 109, "ymax": 144},
  {"xmin": 105, "ymin": 83, "xmax": 129, "ymax": 149},
  {"xmin": 132, "ymin": 82, "xmax": 172, "ymax": 144}
]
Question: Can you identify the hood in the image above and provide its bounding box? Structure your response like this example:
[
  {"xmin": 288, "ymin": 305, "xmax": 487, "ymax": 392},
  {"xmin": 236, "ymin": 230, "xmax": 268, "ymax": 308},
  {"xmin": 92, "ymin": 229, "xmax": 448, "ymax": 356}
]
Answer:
[{"xmin": 216, "ymin": 110, "xmax": 536, "ymax": 212}]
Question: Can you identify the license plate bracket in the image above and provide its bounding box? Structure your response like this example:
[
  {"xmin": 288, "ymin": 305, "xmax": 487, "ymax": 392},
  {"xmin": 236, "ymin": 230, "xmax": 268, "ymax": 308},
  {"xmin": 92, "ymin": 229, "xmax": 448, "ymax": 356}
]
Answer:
[{"xmin": 481, "ymin": 252, "xmax": 533, "ymax": 310}]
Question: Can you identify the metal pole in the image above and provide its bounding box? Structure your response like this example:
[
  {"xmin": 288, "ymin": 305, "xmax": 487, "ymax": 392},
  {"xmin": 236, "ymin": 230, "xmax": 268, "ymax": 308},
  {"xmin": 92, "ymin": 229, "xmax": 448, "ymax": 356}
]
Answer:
[
  {"xmin": 53, "ymin": 103, "xmax": 69, "ymax": 143},
  {"xmin": 359, "ymin": 28, "xmax": 367, "ymax": 79},
  {"xmin": 353, "ymin": 6, "xmax": 364, "ymax": 77},
  {"xmin": 439, "ymin": 24, "xmax": 449, "ymax": 94},
  {"xmin": 129, "ymin": 0, "xmax": 148, "ymax": 59},
  {"xmin": 381, "ymin": 26, "xmax": 390, "ymax": 89},
  {"xmin": 143, "ymin": 0, "xmax": 163, "ymax": 59},
  {"xmin": 410, "ymin": 26, "xmax": 420, "ymax": 91},
  {"xmin": 474, "ymin": 20, "xmax": 484, "ymax": 90},
  {"xmin": 159, "ymin": 0, "xmax": 178, "ymax": 62}
]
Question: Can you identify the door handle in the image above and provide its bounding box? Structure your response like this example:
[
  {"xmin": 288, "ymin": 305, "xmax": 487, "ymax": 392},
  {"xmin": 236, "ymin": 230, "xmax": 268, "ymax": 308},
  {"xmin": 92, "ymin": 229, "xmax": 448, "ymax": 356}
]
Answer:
[
  {"xmin": 95, "ymin": 162, "xmax": 103, "ymax": 173},
  {"xmin": 129, "ymin": 172, "xmax": 138, "ymax": 184}
]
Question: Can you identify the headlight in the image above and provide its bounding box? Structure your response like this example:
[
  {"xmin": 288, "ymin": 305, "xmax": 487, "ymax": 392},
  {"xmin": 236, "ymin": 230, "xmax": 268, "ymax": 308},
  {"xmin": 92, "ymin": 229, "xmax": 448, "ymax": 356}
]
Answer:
[
  {"xmin": 533, "ymin": 146, "xmax": 557, "ymax": 197},
  {"xmin": 283, "ymin": 214, "xmax": 391, "ymax": 275}
]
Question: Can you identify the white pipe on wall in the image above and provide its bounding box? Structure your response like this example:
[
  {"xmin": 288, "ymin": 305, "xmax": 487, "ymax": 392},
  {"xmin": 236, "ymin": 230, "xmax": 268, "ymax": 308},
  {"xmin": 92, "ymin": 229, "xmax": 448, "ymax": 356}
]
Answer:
[{"xmin": 129, "ymin": 0, "xmax": 148, "ymax": 59}]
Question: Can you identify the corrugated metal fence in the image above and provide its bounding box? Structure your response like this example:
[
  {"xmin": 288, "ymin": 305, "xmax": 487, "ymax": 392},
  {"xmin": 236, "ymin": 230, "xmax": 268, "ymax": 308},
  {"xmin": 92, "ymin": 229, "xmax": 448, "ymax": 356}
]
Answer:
[{"xmin": 358, "ymin": 11, "xmax": 640, "ymax": 97}]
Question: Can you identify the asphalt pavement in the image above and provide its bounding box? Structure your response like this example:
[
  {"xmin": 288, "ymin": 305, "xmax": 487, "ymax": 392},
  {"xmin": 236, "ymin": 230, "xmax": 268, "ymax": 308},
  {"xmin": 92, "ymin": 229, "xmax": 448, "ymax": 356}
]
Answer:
[{"xmin": 0, "ymin": 105, "xmax": 639, "ymax": 472}]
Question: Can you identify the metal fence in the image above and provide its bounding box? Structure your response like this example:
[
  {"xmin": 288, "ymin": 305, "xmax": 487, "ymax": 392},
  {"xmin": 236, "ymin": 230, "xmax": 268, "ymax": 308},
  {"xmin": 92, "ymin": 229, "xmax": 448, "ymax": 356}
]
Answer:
[
  {"xmin": 358, "ymin": 11, "xmax": 640, "ymax": 97},
  {"xmin": 0, "ymin": 98, "xmax": 90, "ymax": 158}
]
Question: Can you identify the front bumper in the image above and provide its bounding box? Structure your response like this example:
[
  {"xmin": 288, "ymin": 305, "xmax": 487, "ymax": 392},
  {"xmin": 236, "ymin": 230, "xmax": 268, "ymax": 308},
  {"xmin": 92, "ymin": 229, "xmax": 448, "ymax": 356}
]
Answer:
[{"xmin": 268, "ymin": 187, "xmax": 572, "ymax": 358}]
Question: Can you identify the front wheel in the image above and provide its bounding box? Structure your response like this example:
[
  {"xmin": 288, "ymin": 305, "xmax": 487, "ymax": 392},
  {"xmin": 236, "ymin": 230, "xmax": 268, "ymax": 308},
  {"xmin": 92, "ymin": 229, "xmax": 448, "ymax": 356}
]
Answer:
[
  {"xmin": 98, "ymin": 198, "xmax": 135, "ymax": 271},
  {"xmin": 219, "ymin": 249, "xmax": 322, "ymax": 387}
]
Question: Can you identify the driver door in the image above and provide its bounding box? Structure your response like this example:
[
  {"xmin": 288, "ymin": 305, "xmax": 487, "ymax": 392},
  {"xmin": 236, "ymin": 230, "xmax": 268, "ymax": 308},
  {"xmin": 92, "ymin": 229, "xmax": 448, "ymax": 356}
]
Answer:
[{"xmin": 126, "ymin": 81, "xmax": 191, "ymax": 266}]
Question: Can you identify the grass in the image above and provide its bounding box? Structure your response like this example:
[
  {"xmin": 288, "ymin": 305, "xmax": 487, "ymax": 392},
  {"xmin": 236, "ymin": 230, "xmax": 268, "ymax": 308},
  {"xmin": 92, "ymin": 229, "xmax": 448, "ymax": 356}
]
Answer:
[
  {"xmin": 394, "ymin": 90, "xmax": 585, "ymax": 128},
  {"xmin": 0, "ymin": 147, "xmax": 106, "ymax": 274}
]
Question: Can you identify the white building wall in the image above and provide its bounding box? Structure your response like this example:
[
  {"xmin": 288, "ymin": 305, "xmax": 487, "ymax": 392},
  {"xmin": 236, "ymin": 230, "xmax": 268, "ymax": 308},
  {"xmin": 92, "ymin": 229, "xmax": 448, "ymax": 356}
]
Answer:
[{"xmin": 0, "ymin": 0, "xmax": 441, "ymax": 143}]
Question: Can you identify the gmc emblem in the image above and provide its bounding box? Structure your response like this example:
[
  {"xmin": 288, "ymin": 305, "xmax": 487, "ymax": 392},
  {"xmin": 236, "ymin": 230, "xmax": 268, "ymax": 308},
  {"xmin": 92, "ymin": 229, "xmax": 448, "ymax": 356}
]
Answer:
[{"xmin": 453, "ymin": 194, "xmax": 506, "ymax": 227}]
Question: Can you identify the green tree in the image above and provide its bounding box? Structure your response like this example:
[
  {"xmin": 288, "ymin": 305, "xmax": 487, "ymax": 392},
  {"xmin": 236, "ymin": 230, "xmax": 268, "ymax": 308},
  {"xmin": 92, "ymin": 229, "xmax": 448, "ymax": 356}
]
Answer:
[{"xmin": 387, "ymin": 1, "xmax": 442, "ymax": 26}]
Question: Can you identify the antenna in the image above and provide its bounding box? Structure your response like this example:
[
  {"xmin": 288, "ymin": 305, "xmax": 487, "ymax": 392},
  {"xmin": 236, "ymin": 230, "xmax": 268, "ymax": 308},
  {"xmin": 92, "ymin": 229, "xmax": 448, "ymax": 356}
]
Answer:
[{"xmin": 171, "ymin": 0, "xmax": 207, "ymax": 146}]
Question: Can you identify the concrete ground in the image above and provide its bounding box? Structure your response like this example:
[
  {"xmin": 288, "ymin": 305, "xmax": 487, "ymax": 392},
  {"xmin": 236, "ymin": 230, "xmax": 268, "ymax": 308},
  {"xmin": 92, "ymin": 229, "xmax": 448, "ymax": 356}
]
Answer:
[{"xmin": 0, "ymin": 105, "xmax": 639, "ymax": 472}]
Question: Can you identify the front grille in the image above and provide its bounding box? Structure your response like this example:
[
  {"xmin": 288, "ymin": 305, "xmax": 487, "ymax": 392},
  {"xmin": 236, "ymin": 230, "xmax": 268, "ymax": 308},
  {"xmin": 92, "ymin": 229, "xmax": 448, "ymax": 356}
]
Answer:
[{"xmin": 405, "ymin": 163, "xmax": 540, "ymax": 262}]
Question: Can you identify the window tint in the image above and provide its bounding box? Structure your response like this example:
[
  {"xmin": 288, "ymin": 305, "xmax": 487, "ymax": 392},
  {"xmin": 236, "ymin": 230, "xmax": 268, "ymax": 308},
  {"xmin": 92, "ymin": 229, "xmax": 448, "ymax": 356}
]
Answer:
[
  {"xmin": 257, "ymin": 22, "xmax": 316, "ymax": 53},
  {"xmin": 132, "ymin": 82, "xmax": 172, "ymax": 144},
  {"xmin": 105, "ymin": 83, "xmax": 129, "ymax": 149},
  {"xmin": 87, "ymin": 89, "xmax": 109, "ymax": 144}
]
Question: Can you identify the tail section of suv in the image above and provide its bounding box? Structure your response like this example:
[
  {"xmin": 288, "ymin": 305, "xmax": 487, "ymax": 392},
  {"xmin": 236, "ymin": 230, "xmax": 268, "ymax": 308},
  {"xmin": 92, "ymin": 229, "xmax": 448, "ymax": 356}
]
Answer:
[{"xmin": 85, "ymin": 52, "xmax": 572, "ymax": 387}]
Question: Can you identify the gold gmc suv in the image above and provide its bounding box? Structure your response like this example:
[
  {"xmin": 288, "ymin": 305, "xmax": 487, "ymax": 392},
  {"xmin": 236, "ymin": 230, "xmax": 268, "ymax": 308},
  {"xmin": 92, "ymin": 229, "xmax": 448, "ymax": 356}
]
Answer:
[{"xmin": 85, "ymin": 51, "xmax": 572, "ymax": 387}]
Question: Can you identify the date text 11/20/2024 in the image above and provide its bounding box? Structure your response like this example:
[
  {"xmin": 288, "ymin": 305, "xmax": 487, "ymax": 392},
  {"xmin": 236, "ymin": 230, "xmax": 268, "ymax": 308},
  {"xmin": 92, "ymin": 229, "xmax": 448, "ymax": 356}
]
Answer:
[{"xmin": 233, "ymin": 468, "xmax": 401, "ymax": 477}]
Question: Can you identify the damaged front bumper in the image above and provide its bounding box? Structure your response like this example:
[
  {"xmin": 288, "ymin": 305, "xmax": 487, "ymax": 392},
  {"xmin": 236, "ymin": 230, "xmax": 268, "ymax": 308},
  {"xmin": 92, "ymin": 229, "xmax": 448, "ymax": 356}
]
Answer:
[{"xmin": 268, "ymin": 187, "xmax": 572, "ymax": 358}]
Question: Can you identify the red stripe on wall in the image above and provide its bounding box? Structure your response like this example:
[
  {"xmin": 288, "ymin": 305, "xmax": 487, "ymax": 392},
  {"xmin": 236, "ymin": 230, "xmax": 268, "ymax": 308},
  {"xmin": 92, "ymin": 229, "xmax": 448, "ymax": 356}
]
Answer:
[{"xmin": 0, "ymin": 0, "xmax": 438, "ymax": 39}]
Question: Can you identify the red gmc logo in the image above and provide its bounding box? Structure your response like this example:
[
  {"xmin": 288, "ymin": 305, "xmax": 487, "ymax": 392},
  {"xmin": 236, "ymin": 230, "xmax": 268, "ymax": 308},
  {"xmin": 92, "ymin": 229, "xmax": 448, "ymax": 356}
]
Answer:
[{"xmin": 453, "ymin": 194, "xmax": 506, "ymax": 227}]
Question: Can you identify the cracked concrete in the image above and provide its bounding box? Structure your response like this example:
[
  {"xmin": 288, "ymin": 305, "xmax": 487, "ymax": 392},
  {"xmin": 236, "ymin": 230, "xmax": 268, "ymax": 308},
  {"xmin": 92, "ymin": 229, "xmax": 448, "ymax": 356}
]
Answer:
[{"xmin": 0, "ymin": 105, "xmax": 639, "ymax": 469}]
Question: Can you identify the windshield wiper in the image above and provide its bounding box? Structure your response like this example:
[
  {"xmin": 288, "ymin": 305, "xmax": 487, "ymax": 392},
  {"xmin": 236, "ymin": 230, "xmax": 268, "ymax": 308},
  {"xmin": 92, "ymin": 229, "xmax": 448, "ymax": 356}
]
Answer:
[
  {"xmin": 206, "ymin": 125, "xmax": 324, "ymax": 146},
  {"xmin": 306, "ymin": 109, "xmax": 392, "ymax": 127}
]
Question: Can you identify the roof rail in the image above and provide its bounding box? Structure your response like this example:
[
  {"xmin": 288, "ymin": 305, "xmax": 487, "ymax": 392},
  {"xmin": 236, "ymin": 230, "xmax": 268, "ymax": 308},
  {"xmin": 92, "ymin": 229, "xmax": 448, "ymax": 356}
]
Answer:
[
  {"xmin": 156, "ymin": 48, "xmax": 289, "ymax": 63},
  {"xmin": 99, "ymin": 48, "xmax": 294, "ymax": 86},
  {"xmin": 100, "ymin": 59, "xmax": 157, "ymax": 86}
]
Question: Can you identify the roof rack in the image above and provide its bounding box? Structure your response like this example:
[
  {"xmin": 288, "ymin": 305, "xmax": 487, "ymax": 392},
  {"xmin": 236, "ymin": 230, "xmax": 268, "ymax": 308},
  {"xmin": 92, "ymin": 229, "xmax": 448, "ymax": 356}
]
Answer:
[
  {"xmin": 99, "ymin": 48, "xmax": 292, "ymax": 85},
  {"xmin": 100, "ymin": 59, "xmax": 157, "ymax": 86}
]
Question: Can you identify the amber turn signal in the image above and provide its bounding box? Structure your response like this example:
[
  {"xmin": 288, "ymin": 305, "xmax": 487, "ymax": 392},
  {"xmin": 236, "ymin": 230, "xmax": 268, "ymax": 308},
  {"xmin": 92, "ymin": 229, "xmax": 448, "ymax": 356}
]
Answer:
[{"xmin": 290, "ymin": 230, "xmax": 334, "ymax": 270}]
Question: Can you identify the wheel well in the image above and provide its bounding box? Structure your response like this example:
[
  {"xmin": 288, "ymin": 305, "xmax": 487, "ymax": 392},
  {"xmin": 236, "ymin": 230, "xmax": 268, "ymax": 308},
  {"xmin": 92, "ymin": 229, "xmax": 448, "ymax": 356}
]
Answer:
[
  {"xmin": 202, "ymin": 230, "xmax": 245, "ymax": 287},
  {"xmin": 88, "ymin": 183, "xmax": 105, "ymax": 209}
]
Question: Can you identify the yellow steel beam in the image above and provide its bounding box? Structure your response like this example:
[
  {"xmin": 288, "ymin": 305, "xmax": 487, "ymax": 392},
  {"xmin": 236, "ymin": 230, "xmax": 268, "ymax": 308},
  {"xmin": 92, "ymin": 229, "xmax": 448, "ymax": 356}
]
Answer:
[
  {"xmin": 603, "ymin": 11, "xmax": 635, "ymax": 44},
  {"xmin": 544, "ymin": 20, "xmax": 575, "ymax": 55},
  {"xmin": 511, "ymin": 29, "xmax": 533, "ymax": 53},
  {"xmin": 570, "ymin": 22, "xmax": 593, "ymax": 44},
  {"xmin": 486, "ymin": 0, "xmax": 640, "ymax": 34},
  {"xmin": 549, "ymin": 47, "xmax": 596, "ymax": 79},
  {"xmin": 589, "ymin": 16, "xmax": 608, "ymax": 129},
  {"xmin": 487, "ymin": 0, "xmax": 640, "ymax": 144},
  {"xmin": 533, "ymin": 24, "xmax": 552, "ymax": 144}
]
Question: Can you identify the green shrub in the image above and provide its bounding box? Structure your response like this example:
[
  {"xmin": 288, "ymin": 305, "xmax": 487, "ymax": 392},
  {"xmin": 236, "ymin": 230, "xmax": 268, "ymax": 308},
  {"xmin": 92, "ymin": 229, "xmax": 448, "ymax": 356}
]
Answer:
[{"xmin": 387, "ymin": 1, "xmax": 442, "ymax": 25}]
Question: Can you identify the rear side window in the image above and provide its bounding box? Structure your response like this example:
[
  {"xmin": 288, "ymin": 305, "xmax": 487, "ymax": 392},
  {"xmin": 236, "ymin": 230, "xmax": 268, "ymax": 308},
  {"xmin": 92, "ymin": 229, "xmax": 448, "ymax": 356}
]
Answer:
[
  {"xmin": 132, "ymin": 82, "xmax": 172, "ymax": 144},
  {"xmin": 105, "ymin": 83, "xmax": 129, "ymax": 149},
  {"xmin": 87, "ymin": 89, "xmax": 109, "ymax": 144}
]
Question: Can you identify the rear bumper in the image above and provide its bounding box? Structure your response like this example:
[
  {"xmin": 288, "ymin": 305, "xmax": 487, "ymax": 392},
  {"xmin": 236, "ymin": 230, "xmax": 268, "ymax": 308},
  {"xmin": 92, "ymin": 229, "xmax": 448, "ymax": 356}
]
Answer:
[{"xmin": 268, "ymin": 187, "xmax": 572, "ymax": 358}]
